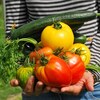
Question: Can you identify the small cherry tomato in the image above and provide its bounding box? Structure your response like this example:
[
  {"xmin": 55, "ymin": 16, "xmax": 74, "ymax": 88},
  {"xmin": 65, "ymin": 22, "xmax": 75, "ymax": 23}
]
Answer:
[{"xmin": 29, "ymin": 46, "xmax": 53, "ymax": 61}]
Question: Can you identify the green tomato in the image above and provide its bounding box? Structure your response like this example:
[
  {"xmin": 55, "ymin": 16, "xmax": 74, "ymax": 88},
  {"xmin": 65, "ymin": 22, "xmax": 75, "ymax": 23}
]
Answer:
[{"xmin": 16, "ymin": 66, "xmax": 34, "ymax": 88}]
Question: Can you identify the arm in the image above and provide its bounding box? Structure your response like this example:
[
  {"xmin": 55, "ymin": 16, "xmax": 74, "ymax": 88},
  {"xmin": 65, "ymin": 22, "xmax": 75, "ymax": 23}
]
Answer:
[{"xmin": 4, "ymin": 0, "xmax": 28, "ymax": 36}]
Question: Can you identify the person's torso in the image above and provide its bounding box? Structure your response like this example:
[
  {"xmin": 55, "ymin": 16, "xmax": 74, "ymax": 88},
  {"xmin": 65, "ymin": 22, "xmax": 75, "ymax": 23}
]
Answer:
[{"xmin": 25, "ymin": 0, "xmax": 98, "ymax": 47}]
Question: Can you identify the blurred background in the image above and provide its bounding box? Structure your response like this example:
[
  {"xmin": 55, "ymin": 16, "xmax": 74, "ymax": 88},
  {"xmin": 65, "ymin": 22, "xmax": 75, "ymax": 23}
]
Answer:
[
  {"xmin": 0, "ymin": 1, "xmax": 22, "ymax": 100},
  {"xmin": 0, "ymin": 0, "xmax": 4, "ymax": 35}
]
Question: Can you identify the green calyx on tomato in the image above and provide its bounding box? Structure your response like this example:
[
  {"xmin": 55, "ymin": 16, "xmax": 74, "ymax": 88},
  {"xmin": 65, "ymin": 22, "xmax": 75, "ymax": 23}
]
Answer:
[
  {"xmin": 71, "ymin": 48, "xmax": 85, "ymax": 56},
  {"xmin": 39, "ymin": 55, "xmax": 49, "ymax": 66},
  {"xmin": 53, "ymin": 47, "xmax": 63, "ymax": 56},
  {"xmin": 53, "ymin": 22, "xmax": 62, "ymax": 29}
]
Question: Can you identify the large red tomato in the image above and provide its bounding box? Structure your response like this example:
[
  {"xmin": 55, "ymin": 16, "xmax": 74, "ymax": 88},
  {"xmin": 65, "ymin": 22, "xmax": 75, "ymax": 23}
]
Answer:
[
  {"xmin": 63, "ymin": 52, "xmax": 86, "ymax": 84},
  {"xmin": 35, "ymin": 54, "xmax": 72, "ymax": 87}
]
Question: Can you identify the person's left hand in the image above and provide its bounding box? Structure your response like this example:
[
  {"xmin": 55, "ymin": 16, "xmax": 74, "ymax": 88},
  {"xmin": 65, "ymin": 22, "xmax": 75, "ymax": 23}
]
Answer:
[
  {"xmin": 10, "ymin": 76, "xmax": 51, "ymax": 96},
  {"xmin": 50, "ymin": 70, "xmax": 94, "ymax": 95}
]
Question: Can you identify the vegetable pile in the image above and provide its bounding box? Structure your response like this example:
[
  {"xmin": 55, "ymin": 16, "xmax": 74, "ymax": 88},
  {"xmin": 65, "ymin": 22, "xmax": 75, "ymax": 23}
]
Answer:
[
  {"xmin": 0, "ymin": 38, "xmax": 37, "ymax": 83},
  {"xmin": 1, "ymin": 11, "xmax": 100, "ymax": 87}
]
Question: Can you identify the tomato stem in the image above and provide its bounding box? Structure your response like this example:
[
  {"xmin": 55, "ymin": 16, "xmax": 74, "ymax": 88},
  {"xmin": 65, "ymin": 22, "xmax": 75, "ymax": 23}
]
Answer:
[
  {"xmin": 40, "ymin": 55, "xmax": 49, "ymax": 66},
  {"xmin": 96, "ymin": 13, "xmax": 100, "ymax": 16},
  {"xmin": 53, "ymin": 48, "xmax": 63, "ymax": 55},
  {"xmin": 53, "ymin": 22, "xmax": 62, "ymax": 29},
  {"xmin": 24, "ymin": 56, "xmax": 35, "ymax": 67},
  {"xmin": 71, "ymin": 48, "xmax": 85, "ymax": 55},
  {"xmin": 60, "ymin": 55, "xmax": 69, "ymax": 63}
]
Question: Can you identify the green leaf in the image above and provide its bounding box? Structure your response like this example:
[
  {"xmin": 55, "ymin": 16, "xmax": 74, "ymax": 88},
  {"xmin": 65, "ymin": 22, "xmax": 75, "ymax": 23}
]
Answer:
[{"xmin": 86, "ymin": 64, "xmax": 100, "ymax": 72}]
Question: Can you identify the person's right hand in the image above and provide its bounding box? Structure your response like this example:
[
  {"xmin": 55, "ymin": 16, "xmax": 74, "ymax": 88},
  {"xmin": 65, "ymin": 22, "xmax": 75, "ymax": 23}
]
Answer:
[
  {"xmin": 49, "ymin": 70, "xmax": 94, "ymax": 95},
  {"xmin": 10, "ymin": 76, "xmax": 51, "ymax": 96}
]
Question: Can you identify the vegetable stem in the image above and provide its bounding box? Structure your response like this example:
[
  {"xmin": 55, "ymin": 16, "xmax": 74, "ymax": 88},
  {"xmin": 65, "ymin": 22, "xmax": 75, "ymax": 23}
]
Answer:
[
  {"xmin": 53, "ymin": 22, "xmax": 62, "ymax": 29},
  {"xmin": 17, "ymin": 38, "xmax": 37, "ymax": 46},
  {"xmin": 96, "ymin": 13, "xmax": 100, "ymax": 16},
  {"xmin": 86, "ymin": 64, "xmax": 100, "ymax": 72}
]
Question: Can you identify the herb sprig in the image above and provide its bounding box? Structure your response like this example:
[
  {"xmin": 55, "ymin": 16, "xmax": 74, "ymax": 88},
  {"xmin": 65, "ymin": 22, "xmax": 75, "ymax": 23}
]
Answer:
[{"xmin": 0, "ymin": 38, "xmax": 25, "ymax": 83}]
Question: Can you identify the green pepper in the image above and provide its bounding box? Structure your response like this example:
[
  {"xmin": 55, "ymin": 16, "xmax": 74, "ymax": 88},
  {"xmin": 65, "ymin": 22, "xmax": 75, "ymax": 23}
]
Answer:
[{"xmin": 74, "ymin": 32, "xmax": 87, "ymax": 44}]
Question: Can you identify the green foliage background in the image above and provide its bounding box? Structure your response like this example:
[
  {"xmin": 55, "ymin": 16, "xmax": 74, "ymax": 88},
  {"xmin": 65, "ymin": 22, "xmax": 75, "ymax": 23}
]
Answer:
[
  {"xmin": 0, "ymin": 2, "xmax": 5, "ymax": 44},
  {"xmin": 0, "ymin": 2, "xmax": 22, "ymax": 100}
]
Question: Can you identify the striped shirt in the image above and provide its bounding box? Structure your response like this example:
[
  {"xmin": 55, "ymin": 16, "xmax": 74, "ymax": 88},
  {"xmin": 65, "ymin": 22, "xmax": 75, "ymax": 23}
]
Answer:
[{"xmin": 4, "ymin": 0, "xmax": 100, "ymax": 83}]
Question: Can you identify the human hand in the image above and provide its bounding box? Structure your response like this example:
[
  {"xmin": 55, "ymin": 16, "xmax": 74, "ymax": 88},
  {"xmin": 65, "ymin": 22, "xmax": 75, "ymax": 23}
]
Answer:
[
  {"xmin": 50, "ymin": 71, "xmax": 94, "ymax": 95},
  {"xmin": 10, "ymin": 76, "xmax": 50, "ymax": 96}
]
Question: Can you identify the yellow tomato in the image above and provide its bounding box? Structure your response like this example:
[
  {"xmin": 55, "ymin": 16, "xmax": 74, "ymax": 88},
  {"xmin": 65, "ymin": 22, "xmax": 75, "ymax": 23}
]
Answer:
[
  {"xmin": 41, "ymin": 22, "xmax": 74, "ymax": 51},
  {"xmin": 69, "ymin": 43, "xmax": 91, "ymax": 65}
]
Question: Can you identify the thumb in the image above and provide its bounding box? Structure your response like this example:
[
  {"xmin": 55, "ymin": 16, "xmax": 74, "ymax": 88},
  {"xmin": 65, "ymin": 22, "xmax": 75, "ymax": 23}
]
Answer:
[
  {"xmin": 10, "ymin": 79, "xmax": 19, "ymax": 87},
  {"xmin": 24, "ymin": 76, "xmax": 35, "ymax": 95}
]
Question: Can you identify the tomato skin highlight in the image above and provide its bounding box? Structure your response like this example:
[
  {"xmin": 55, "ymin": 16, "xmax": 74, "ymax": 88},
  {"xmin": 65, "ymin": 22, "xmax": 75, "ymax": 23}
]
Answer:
[
  {"xmin": 35, "ymin": 55, "xmax": 72, "ymax": 87},
  {"xmin": 41, "ymin": 22, "xmax": 74, "ymax": 51},
  {"xmin": 29, "ymin": 46, "xmax": 53, "ymax": 61},
  {"xmin": 65, "ymin": 52, "xmax": 86, "ymax": 84}
]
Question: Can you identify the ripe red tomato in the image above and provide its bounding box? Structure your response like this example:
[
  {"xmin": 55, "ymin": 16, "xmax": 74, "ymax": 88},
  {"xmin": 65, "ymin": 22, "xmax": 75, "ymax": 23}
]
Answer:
[
  {"xmin": 64, "ymin": 52, "xmax": 86, "ymax": 84},
  {"xmin": 29, "ymin": 46, "xmax": 53, "ymax": 61},
  {"xmin": 35, "ymin": 54, "xmax": 72, "ymax": 87}
]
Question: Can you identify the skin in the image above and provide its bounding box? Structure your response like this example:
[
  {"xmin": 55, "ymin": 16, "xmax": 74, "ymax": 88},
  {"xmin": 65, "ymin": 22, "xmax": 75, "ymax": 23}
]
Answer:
[{"xmin": 10, "ymin": 70, "xmax": 94, "ymax": 96}]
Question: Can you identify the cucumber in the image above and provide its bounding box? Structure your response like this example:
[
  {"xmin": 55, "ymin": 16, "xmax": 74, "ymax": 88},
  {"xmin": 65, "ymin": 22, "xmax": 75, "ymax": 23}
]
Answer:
[
  {"xmin": 69, "ymin": 23, "xmax": 84, "ymax": 31},
  {"xmin": 11, "ymin": 11, "xmax": 98, "ymax": 39},
  {"xmin": 74, "ymin": 32, "xmax": 87, "ymax": 44}
]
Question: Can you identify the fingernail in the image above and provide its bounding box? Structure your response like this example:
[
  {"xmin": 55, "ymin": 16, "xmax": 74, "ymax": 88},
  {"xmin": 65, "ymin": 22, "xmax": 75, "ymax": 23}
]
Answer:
[
  {"xmin": 30, "ymin": 76, "xmax": 34, "ymax": 82},
  {"xmin": 90, "ymin": 87, "xmax": 94, "ymax": 91},
  {"xmin": 15, "ymin": 80, "xmax": 19, "ymax": 85}
]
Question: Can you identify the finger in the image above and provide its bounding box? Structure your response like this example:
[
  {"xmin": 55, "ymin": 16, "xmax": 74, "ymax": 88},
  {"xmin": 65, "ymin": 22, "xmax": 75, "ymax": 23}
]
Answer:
[
  {"xmin": 34, "ymin": 81, "xmax": 44, "ymax": 96},
  {"xmin": 10, "ymin": 79, "xmax": 19, "ymax": 87},
  {"xmin": 24, "ymin": 76, "xmax": 35, "ymax": 95},
  {"xmin": 61, "ymin": 86, "xmax": 74, "ymax": 94},
  {"xmin": 76, "ymin": 78, "xmax": 86, "ymax": 87},
  {"xmin": 42, "ymin": 86, "xmax": 51, "ymax": 93},
  {"xmin": 61, "ymin": 85, "xmax": 82, "ymax": 95},
  {"xmin": 50, "ymin": 87, "xmax": 60, "ymax": 93},
  {"xmin": 61, "ymin": 79, "xmax": 85, "ymax": 95},
  {"xmin": 84, "ymin": 71, "xmax": 94, "ymax": 91}
]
